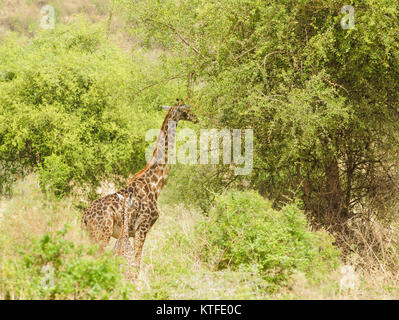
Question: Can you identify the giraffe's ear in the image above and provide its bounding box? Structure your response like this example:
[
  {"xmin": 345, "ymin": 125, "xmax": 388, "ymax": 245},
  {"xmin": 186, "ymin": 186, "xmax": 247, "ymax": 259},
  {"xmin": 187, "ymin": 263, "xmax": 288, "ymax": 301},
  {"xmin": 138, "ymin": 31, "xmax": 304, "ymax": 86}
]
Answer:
[{"xmin": 162, "ymin": 105, "xmax": 171, "ymax": 111}]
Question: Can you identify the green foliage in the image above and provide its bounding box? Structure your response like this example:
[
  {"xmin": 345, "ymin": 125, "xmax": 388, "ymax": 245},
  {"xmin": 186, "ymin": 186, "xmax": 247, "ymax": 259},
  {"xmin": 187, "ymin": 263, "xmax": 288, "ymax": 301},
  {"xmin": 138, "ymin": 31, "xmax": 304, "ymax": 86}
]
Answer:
[
  {"xmin": 161, "ymin": 164, "xmax": 228, "ymax": 212},
  {"xmin": 1, "ymin": 225, "xmax": 133, "ymax": 300},
  {"xmin": 0, "ymin": 20, "xmax": 188, "ymax": 197},
  {"xmin": 0, "ymin": 22, "xmax": 141, "ymax": 196},
  {"xmin": 38, "ymin": 155, "xmax": 73, "ymax": 195},
  {"xmin": 121, "ymin": 0, "xmax": 399, "ymax": 224},
  {"xmin": 197, "ymin": 190, "xmax": 340, "ymax": 291}
]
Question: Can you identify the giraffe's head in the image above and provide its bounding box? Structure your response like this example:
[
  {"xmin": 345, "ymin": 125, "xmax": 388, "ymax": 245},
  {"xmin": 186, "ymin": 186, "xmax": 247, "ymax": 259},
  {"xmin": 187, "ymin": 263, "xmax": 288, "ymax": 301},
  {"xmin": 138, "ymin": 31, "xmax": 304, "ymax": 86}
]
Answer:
[{"xmin": 162, "ymin": 99, "xmax": 198, "ymax": 123}]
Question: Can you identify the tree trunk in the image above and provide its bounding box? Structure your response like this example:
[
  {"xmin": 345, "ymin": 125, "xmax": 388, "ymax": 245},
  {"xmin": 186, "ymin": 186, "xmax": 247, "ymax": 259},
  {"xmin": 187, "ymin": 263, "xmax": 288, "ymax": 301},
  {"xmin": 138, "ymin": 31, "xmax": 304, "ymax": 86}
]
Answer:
[{"xmin": 323, "ymin": 158, "xmax": 348, "ymax": 224}]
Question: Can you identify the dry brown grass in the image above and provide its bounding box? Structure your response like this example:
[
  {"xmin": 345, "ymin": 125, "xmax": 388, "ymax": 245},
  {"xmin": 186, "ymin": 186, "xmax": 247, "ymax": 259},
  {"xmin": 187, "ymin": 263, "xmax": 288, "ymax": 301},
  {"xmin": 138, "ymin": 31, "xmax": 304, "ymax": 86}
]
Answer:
[
  {"xmin": 325, "ymin": 213, "xmax": 399, "ymax": 296},
  {"xmin": 0, "ymin": 175, "xmax": 90, "ymax": 251}
]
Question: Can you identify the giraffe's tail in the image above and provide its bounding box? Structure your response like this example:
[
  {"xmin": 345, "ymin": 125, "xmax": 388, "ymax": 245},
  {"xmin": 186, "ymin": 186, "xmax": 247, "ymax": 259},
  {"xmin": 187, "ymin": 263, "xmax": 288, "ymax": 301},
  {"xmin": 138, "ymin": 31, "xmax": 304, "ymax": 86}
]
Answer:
[{"xmin": 81, "ymin": 213, "xmax": 88, "ymax": 228}]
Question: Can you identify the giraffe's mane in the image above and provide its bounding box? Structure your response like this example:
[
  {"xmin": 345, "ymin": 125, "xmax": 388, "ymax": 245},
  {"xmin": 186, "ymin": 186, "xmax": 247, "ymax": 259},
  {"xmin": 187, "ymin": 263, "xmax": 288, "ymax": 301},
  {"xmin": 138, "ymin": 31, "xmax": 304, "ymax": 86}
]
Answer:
[{"xmin": 126, "ymin": 106, "xmax": 175, "ymax": 185}]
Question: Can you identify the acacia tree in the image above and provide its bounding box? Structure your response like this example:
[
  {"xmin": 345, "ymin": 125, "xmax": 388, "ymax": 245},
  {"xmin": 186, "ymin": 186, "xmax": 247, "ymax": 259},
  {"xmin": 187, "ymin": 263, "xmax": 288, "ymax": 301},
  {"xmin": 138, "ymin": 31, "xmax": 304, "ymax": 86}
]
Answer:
[{"xmin": 120, "ymin": 0, "xmax": 399, "ymax": 228}]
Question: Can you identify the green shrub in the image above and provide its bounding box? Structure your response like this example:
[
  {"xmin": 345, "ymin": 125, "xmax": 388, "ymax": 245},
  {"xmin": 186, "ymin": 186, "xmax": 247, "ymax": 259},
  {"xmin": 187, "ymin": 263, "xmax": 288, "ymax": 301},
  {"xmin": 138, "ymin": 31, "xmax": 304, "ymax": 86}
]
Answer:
[
  {"xmin": 0, "ymin": 22, "xmax": 144, "ymax": 197},
  {"xmin": 0, "ymin": 20, "xmax": 186, "ymax": 197},
  {"xmin": 161, "ymin": 164, "xmax": 227, "ymax": 212},
  {"xmin": 1, "ymin": 225, "xmax": 134, "ymax": 300},
  {"xmin": 197, "ymin": 190, "xmax": 340, "ymax": 291}
]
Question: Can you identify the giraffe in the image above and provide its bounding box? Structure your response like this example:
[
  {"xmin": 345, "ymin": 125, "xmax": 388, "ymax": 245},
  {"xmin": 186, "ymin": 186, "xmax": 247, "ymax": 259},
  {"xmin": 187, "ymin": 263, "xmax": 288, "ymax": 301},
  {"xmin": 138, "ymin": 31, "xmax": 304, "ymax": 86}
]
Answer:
[{"xmin": 82, "ymin": 100, "xmax": 198, "ymax": 279}]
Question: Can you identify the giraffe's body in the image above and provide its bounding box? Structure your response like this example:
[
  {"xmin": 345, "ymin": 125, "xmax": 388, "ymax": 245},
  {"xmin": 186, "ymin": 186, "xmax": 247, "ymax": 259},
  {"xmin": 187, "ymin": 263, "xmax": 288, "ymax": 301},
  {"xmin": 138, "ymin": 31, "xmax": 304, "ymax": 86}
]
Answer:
[
  {"xmin": 82, "ymin": 101, "xmax": 197, "ymax": 279},
  {"xmin": 82, "ymin": 186, "xmax": 137, "ymax": 250}
]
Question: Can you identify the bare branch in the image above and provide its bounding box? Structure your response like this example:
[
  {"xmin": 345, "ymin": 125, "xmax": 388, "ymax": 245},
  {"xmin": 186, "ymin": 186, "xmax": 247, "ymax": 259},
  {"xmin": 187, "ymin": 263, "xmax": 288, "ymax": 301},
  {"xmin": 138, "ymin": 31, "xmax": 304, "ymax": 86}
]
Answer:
[{"xmin": 134, "ymin": 74, "xmax": 185, "ymax": 95}]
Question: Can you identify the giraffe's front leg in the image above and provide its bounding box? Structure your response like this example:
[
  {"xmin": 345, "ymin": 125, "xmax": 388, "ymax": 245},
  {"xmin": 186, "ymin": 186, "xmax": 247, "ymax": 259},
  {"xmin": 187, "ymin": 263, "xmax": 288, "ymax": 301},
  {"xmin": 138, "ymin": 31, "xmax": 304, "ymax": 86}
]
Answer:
[
  {"xmin": 131, "ymin": 208, "xmax": 159, "ymax": 278},
  {"xmin": 132, "ymin": 226, "xmax": 148, "ymax": 276}
]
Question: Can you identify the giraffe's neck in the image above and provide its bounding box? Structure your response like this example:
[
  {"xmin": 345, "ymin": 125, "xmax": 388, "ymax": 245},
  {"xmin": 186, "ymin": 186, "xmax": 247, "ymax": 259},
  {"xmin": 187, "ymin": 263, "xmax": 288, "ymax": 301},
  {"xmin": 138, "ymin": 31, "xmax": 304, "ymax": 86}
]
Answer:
[
  {"xmin": 151, "ymin": 111, "xmax": 178, "ymax": 190},
  {"xmin": 128, "ymin": 109, "xmax": 178, "ymax": 193},
  {"xmin": 151, "ymin": 110, "xmax": 177, "ymax": 167}
]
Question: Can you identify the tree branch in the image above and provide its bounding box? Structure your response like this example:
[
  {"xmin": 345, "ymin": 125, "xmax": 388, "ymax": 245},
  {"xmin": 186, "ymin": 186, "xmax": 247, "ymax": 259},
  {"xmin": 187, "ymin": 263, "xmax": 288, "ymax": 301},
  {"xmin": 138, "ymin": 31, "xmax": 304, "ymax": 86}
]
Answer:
[{"xmin": 143, "ymin": 18, "xmax": 205, "ymax": 59}]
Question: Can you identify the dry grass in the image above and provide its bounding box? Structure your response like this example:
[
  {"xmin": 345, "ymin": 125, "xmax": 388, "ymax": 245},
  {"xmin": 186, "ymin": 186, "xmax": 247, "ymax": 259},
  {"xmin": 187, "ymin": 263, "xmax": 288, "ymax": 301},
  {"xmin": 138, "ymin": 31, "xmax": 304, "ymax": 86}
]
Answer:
[
  {"xmin": 0, "ymin": 176, "xmax": 87, "ymax": 246},
  {"xmin": 1, "ymin": 175, "xmax": 399, "ymax": 299},
  {"xmin": 320, "ymin": 213, "xmax": 399, "ymax": 300}
]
